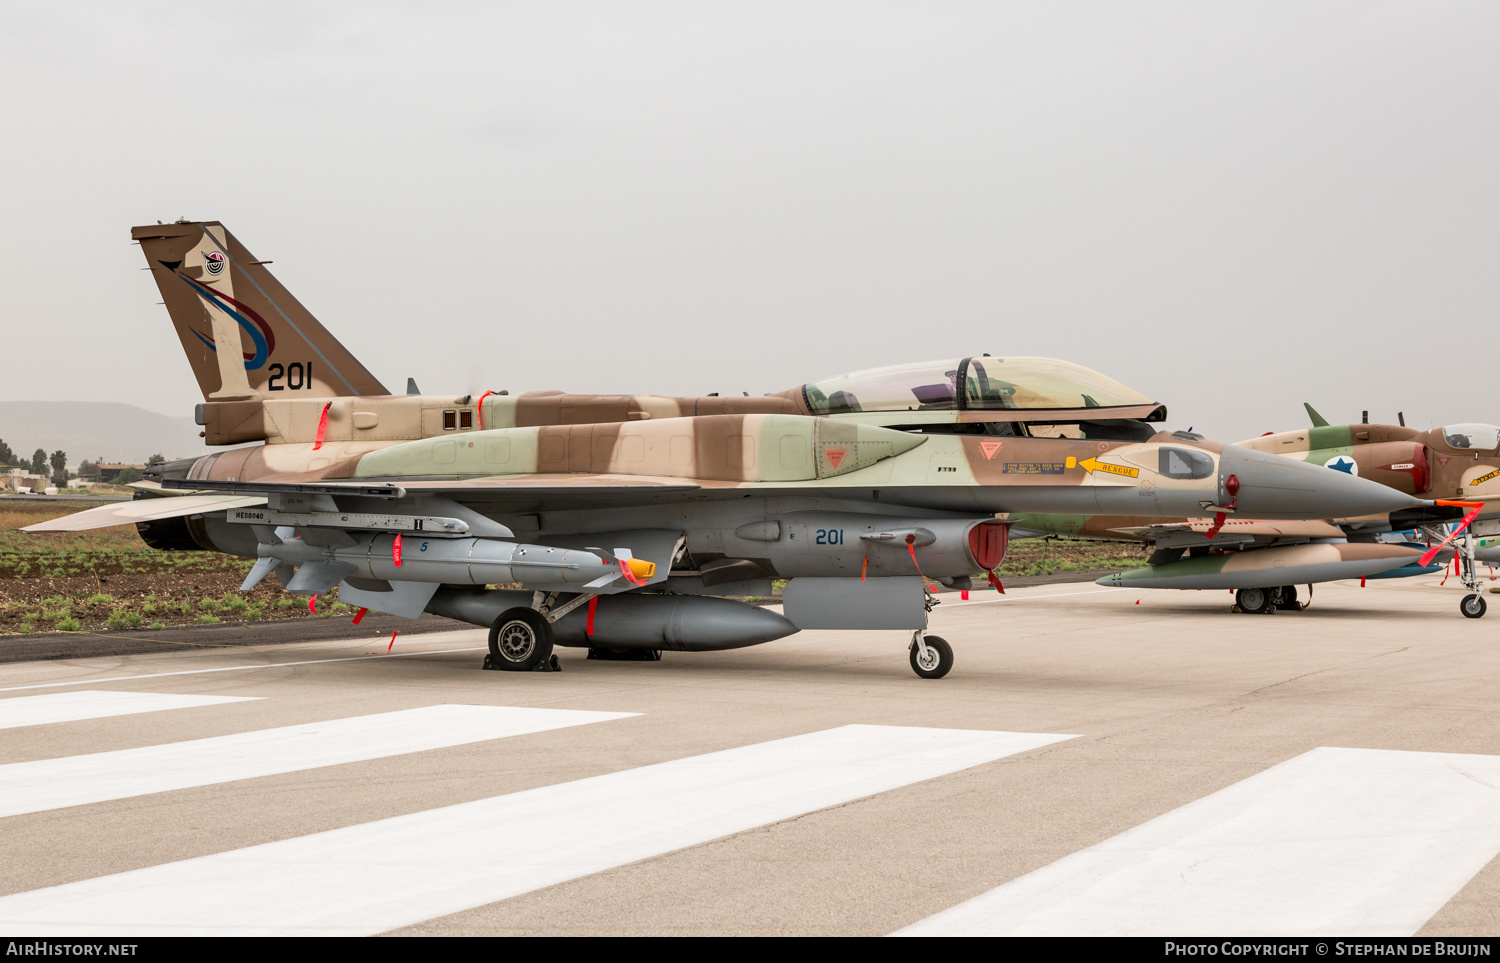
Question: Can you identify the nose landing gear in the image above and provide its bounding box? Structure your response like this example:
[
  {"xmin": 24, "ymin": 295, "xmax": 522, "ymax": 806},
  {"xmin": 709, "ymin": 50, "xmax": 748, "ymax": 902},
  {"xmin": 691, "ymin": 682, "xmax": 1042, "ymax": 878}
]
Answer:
[
  {"xmin": 1457, "ymin": 531, "xmax": 1488, "ymax": 619},
  {"xmin": 909, "ymin": 632, "xmax": 953, "ymax": 679}
]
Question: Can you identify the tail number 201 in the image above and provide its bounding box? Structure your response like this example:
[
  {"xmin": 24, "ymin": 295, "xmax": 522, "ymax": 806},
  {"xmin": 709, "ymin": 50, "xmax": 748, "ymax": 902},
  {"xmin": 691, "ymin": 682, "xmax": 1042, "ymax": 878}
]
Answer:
[
  {"xmin": 267, "ymin": 362, "xmax": 313, "ymax": 391},
  {"xmin": 815, "ymin": 529, "xmax": 844, "ymax": 546}
]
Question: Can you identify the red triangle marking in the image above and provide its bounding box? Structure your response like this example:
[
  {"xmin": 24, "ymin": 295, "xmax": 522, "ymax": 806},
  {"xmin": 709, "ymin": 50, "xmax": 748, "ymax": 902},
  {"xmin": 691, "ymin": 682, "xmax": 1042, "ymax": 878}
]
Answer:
[
  {"xmin": 825, "ymin": 449, "xmax": 847, "ymax": 468},
  {"xmin": 979, "ymin": 440, "xmax": 1002, "ymax": 460}
]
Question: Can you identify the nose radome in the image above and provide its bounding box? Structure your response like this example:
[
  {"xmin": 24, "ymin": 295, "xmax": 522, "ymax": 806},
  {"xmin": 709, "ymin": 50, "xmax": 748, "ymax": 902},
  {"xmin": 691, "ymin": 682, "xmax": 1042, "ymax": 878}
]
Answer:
[{"xmin": 1218, "ymin": 445, "xmax": 1430, "ymax": 519}]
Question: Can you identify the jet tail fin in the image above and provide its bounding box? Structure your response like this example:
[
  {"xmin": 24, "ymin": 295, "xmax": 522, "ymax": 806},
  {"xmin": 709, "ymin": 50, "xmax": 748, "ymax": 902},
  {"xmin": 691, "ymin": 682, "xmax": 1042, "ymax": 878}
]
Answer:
[
  {"xmin": 1303, "ymin": 402, "xmax": 1330, "ymax": 428},
  {"xmin": 132, "ymin": 221, "xmax": 389, "ymax": 401}
]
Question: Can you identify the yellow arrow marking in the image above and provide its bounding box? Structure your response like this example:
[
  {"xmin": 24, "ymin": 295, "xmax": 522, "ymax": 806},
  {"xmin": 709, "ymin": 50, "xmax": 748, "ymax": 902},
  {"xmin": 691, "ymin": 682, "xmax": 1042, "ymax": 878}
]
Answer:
[
  {"xmin": 1073, "ymin": 456, "xmax": 1139, "ymax": 479},
  {"xmin": 1471, "ymin": 468, "xmax": 1500, "ymax": 487}
]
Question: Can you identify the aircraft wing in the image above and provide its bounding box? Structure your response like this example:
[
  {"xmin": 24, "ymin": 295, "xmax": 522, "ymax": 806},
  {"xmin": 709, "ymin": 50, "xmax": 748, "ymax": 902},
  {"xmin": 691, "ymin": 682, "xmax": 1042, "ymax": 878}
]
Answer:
[
  {"xmin": 19, "ymin": 493, "xmax": 269, "ymax": 532},
  {"xmin": 158, "ymin": 476, "xmax": 703, "ymax": 514}
]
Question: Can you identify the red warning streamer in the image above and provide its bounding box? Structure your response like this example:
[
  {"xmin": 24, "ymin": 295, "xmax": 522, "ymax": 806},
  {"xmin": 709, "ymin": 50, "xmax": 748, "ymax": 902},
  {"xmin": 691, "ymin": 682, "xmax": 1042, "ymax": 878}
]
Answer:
[
  {"xmin": 906, "ymin": 536, "xmax": 943, "ymax": 593},
  {"xmin": 393, "ymin": 532, "xmax": 403, "ymax": 568},
  {"xmin": 307, "ymin": 595, "xmax": 318, "ymax": 614},
  {"xmin": 352, "ymin": 607, "xmax": 367, "ymax": 625},
  {"xmin": 475, "ymin": 390, "xmax": 495, "ymax": 430},
  {"xmin": 387, "ymin": 630, "xmax": 398, "ymax": 653},
  {"xmin": 987, "ymin": 570, "xmax": 1005, "ymax": 594},
  {"xmin": 586, "ymin": 596, "xmax": 598, "ymax": 637},
  {"xmin": 312, "ymin": 401, "xmax": 332, "ymax": 451},
  {"xmin": 1419, "ymin": 506, "xmax": 1483, "ymax": 567},
  {"xmin": 618, "ymin": 557, "xmax": 646, "ymax": 586}
]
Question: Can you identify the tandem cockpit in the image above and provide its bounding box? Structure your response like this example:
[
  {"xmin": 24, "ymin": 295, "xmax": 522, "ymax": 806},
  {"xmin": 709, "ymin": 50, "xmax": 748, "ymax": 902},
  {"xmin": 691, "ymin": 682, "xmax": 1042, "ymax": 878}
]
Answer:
[{"xmin": 795, "ymin": 356, "xmax": 1169, "ymax": 442}]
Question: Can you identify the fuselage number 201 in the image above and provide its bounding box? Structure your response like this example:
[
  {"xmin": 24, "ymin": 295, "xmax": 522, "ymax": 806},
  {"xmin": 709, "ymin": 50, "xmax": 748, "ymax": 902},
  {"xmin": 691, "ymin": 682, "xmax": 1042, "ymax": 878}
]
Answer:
[{"xmin": 814, "ymin": 529, "xmax": 845, "ymax": 546}]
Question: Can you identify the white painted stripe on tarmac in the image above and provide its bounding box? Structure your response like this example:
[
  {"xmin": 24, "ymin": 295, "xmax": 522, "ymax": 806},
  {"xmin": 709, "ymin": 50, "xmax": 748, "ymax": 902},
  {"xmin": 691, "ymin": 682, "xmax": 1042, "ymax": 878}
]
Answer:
[
  {"xmin": 0, "ymin": 724, "xmax": 1074, "ymax": 936},
  {"xmin": 896, "ymin": 747, "xmax": 1500, "ymax": 937},
  {"xmin": 0, "ymin": 704, "xmax": 634, "ymax": 820},
  {"xmin": 0, "ymin": 690, "xmax": 260, "ymax": 730}
]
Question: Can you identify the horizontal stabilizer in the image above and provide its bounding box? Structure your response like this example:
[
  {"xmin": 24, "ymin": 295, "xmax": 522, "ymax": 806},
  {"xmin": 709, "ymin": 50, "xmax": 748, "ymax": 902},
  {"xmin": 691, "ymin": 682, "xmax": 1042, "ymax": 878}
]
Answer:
[{"xmin": 21, "ymin": 494, "xmax": 267, "ymax": 533}]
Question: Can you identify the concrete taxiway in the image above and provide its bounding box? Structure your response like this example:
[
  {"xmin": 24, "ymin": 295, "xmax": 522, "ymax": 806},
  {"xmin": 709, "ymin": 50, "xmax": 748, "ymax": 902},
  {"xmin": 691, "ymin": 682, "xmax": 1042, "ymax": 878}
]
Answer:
[{"xmin": 0, "ymin": 577, "xmax": 1496, "ymax": 936}]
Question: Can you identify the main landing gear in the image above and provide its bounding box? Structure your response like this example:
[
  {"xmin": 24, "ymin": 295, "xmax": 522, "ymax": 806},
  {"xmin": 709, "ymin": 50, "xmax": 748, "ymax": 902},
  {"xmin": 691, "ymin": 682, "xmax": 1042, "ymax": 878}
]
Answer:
[
  {"xmin": 484, "ymin": 605, "xmax": 561, "ymax": 671},
  {"xmin": 909, "ymin": 632, "xmax": 953, "ymax": 679},
  {"xmin": 1234, "ymin": 585, "xmax": 1302, "ymax": 614},
  {"xmin": 1457, "ymin": 529, "xmax": 1488, "ymax": 619}
]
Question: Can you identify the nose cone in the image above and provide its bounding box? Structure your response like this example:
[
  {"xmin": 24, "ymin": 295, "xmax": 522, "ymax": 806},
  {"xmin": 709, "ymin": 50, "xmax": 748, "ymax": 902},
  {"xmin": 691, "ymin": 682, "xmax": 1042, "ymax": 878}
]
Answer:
[{"xmin": 1220, "ymin": 445, "xmax": 1429, "ymax": 519}]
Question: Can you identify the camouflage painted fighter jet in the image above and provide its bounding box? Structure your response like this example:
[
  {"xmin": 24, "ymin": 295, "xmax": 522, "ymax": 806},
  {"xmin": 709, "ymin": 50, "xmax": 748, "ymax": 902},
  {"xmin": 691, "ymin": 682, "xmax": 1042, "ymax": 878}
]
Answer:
[
  {"xmin": 22, "ymin": 221, "xmax": 1433, "ymax": 677},
  {"xmin": 1010, "ymin": 405, "xmax": 1500, "ymax": 618}
]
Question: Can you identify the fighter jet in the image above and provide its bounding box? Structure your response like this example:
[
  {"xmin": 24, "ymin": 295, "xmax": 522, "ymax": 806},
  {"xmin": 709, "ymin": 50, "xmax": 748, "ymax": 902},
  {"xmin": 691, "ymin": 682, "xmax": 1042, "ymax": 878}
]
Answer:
[
  {"xmin": 1010, "ymin": 406, "xmax": 1500, "ymax": 618},
  {"xmin": 22, "ymin": 221, "xmax": 1433, "ymax": 677}
]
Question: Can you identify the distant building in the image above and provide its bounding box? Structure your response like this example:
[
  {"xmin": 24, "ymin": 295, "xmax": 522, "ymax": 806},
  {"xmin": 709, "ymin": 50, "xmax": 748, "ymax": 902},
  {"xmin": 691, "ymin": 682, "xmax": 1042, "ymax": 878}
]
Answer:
[
  {"xmin": 81, "ymin": 463, "xmax": 146, "ymax": 483},
  {"xmin": 1, "ymin": 470, "xmax": 47, "ymax": 493}
]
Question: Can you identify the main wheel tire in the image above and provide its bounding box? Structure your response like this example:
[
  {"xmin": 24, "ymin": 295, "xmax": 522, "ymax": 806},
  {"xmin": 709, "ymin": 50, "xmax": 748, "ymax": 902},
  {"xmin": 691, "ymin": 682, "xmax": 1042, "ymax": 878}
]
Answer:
[
  {"xmin": 1462, "ymin": 594, "xmax": 1487, "ymax": 619},
  {"xmin": 1276, "ymin": 585, "xmax": 1301, "ymax": 611},
  {"xmin": 1236, "ymin": 587, "xmax": 1271, "ymax": 614},
  {"xmin": 909, "ymin": 635, "xmax": 954, "ymax": 679},
  {"xmin": 488, "ymin": 608, "xmax": 555, "ymax": 670}
]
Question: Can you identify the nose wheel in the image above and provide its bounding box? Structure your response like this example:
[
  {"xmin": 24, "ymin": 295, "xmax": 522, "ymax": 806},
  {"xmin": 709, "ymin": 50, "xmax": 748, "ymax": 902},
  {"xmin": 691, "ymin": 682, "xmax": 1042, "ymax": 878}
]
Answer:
[
  {"xmin": 1456, "ymin": 530, "xmax": 1488, "ymax": 618},
  {"xmin": 909, "ymin": 633, "xmax": 953, "ymax": 679}
]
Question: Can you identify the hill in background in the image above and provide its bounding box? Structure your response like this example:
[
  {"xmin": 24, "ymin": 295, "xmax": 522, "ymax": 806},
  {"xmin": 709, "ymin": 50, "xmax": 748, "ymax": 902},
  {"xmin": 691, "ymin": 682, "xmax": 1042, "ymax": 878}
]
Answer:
[{"xmin": 0, "ymin": 401, "xmax": 207, "ymax": 466}]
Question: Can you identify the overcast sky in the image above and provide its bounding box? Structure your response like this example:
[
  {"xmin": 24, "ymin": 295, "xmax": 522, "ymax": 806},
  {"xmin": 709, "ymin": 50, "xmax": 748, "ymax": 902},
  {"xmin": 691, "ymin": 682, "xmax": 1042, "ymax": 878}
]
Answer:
[{"xmin": 2, "ymin": 2, "xmax": 1496, "ymax": 442}]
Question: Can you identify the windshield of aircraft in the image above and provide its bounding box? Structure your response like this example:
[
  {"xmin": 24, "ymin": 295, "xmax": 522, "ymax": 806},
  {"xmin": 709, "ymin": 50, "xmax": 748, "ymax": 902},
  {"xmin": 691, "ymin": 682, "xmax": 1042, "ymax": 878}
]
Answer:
[
  {"xmin": 1442, "ymin": 424, "xmax": 1500, "ymax": 451},
  {"xmin": 801, "ymin": 357, "xmax": 1155, "ymax": 414}
]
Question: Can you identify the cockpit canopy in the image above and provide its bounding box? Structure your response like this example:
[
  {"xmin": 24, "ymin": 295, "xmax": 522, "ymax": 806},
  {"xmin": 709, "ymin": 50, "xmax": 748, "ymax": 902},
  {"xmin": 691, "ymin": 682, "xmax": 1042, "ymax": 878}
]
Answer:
[
  {"xmin": 800, "ymin": 357, "xmax": 1157, "ymax": 415},
  {"xmin": 1441, "ymin": 424, "xmax": 1500, "ymax": 451}
]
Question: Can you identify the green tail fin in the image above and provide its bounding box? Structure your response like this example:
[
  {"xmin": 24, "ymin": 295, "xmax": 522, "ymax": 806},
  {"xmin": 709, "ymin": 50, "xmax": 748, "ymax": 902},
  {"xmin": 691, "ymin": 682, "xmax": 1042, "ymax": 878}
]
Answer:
[{"xmin": 1303, "ymin": 403, "xmax": 1329, "ymax": 428}]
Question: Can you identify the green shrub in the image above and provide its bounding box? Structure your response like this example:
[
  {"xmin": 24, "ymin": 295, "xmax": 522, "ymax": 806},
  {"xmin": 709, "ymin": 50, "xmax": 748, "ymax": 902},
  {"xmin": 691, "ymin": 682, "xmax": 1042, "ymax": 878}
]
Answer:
[
  {"xmin": 276, "ymin": 597, "xmax": 298, "ymax": 609},
  {"xmin": 105, "ymin": 609, "xmax": 130, "ymax": 630},
  {"xmin": 16, "ymin": 621, "xmax": 33, "ymax": 634},
  {"xmin": 141, "ymin": 603, "xmax": 156, "ymax": 614},
  {"xmin": 86, "ymin": 593, "xmax": 113, "ymax": 606},
  {"xmin": 148, "ymin": 621, "xmax": 165, "ymax": 630},
  {"xmin": 197, "ymin": 598, "xmax": 220, "ymax": 612},
  {"xmin": 194, "ymin": 613, "xmax": 220, "ymax": 624},
  {"xmin": 56, "ymin": 617, "xmax": 80, "ymax": 631},
  {"xmin": 221, "ymin": 595, "xmax": 249, "ymax": 612}
]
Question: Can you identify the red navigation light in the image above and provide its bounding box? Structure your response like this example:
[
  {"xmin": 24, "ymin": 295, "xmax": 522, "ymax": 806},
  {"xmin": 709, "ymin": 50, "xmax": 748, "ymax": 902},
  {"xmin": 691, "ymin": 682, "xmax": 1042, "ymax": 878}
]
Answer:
[{"xmin": 1225, "ymin": 473, "xmax": 1241, "ymax": 498}]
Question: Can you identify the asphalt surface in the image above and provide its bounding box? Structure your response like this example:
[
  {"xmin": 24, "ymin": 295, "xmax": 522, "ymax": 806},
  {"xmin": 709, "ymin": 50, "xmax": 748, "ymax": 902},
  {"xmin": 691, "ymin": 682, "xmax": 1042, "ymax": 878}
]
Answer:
[{"xmin": 0, "ymin": 575, "xmax": 1497, "ymax": 936}]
